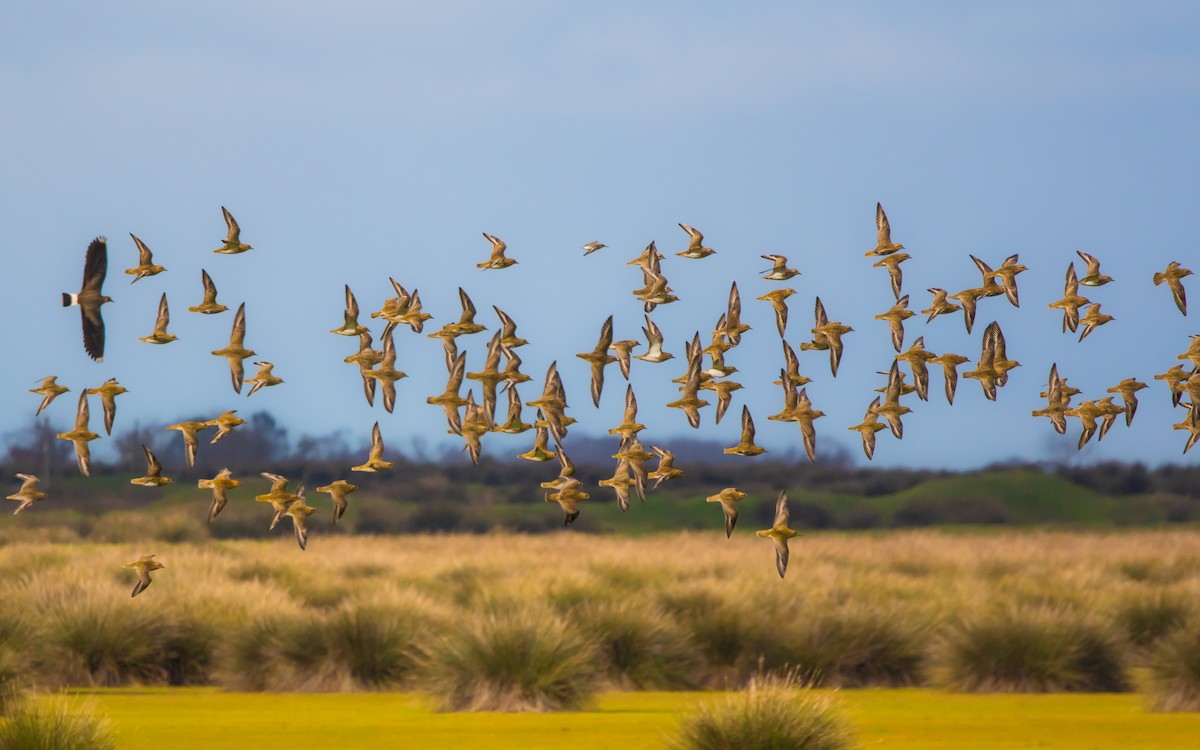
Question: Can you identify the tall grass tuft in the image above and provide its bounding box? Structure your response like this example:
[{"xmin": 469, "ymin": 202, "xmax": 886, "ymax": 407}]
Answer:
[
  {"xmin": 937, "ymin": 605, "xmax": 1129, "ymax": 692},
  {"xmin": 0, "ymin": 696, "xmax": 115, "ymax": 750},
  {"xmin": 784, "ymin": 602, "xmax": 929, "ymax": 687},
  {"xmin": 419, "ymin": 605, "xmax": 600, "ymax": 712},
  {"xmin": 565, "ymin": 598, "xmax": 701, "ymax": 690},
  {"xmin": 1113, "ymin": 589, "xmax": 1192, "ymax": 656},
  {"xmin": 669, "ymin": 674, "xmax": 857, "ymax": 750},
  {"xmin": 326, "ymin": 601, "xmax": 432, "ymax": 689},
  {"xmin": 1145, "ymin": 626, "xmax": 1200, "ymax": 712},
  {"xmin": 220, "ymin": 610, "xmax": 346, "ymax": 692}
]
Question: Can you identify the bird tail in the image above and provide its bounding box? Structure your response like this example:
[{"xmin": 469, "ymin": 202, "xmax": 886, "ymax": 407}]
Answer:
[{"xmin": 62, "ymin": 292, "xmax": 78, "ymax": 307}]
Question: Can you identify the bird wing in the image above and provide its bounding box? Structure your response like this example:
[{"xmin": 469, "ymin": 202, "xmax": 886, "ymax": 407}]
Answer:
[
  {"xmin": 80, "ymin": 303, "xmax": 106, "ymax": 361},
  {"xmin": 230, "ymin": 303, "xmax": 247, "ymax": 347},
  {"xmin": 876, "ymin": 202, "xmax": 891, "ymax": 244},
  {"xmin": 222, "ymin": 206, "xmax": 240, "ymax": 241},
  {"xmin": 458, "ymin": 287, "xmax": 477, "ymax": 323},
  {"xmin": 82, "ymin": 237, "xmax": 108, "ymax": 294},
  {"xmin": 131, "ymin": 233, "xmax": 153, "ymax": 265},
  {"xmin": 154, "ymin": 293, "xmax": 170, "ymax": 333}
]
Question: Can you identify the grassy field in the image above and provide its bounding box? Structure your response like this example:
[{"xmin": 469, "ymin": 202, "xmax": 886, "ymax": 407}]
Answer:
[{"xmin": 63, "ymin": 687, "xmax": 1200, "ymax": 750}]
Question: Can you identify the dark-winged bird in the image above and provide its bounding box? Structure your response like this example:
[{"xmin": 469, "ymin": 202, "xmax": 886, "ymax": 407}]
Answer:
[{"xmin": 62, "ymin": 237, "xmax": 112, "ymax": 361}]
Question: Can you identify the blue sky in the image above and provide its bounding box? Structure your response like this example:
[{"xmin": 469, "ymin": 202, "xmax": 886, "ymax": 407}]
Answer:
[{"xmin": 2, "ymin": 3, "xmax": 1199, "ymax": 470}]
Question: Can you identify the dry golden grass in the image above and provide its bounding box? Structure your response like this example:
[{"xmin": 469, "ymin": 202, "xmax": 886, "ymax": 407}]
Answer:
[{"xmin": 0, "ymin": 530, "xmax": 1198, "ymax": 709}]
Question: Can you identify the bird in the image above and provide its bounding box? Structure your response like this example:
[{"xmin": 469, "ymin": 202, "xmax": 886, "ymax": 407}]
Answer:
[
  {"xmin": 124, "ymin": 554, "xmax": 165, "ymax": 598},
  {"xmin": 213, "ymin": 206, "xmax": 252, "ymax": 253},
  {"xmin": 284, "ymin": 488, "xmax": 318, "ymax": 550},
  {"xmin": 165, "ymin": 420, "xmax": 213, "ymax": 468},
  {"xmin": 493, "ymin": 384, "xmax": 533, "ymax": 435},
  {"xmin": 29, "ymin": 376, "xmax": 69, "ymax": 417},
  {"xmin": 964, "ymin": 322, "xmax": 1002, "ymax": 400},
  {"xmin": 255, "ymin": 472, "xmax": 299, "ymax": 531},
  {"xmin": 760, "ymin": 254, "xmax": 800, "ymax": 281},
  {"xmin": 459, "ymin": 391, "xmax": 490, "ymax": 465},
  {"xmin": 635, "ymin": 315, "xmax": 674, "ymax": 364},
  {"xmin": 138, "ymin": 293, "xmax": 178, "ymax": 344},
  {"xmin": 666, "ymin": 338, "xmax": 710, "ymax": 428},
  {"xmin": 873, "ymin": 253, "xmax": 910, "ymax": 299},
  {"xmin": 706, "ymin": 487, "xmax": 747, "ymax": 538},
  {"xmin": 205, "ymin": 411, "xmax": 246, "ymax": 444},
  {"xmin": 609, "ymin": 339, "xmax": 640, "ymax": 380},
  {"xmin": 198, "ymin": 468, "xmax": 239, "ymax": 525},
  {"xmin": 478, "ymin": 232, "xmax": 517, "ymax": 269},
  {"xmin": 188, "ymin": 269, "xmax": 228, "ymax": 314},
  {"xmin": 896, "ymin": 337, "xmax": 936, "ymax": 401},
  {"xmin": 212, "ymin": 303, "xmax": 255, "ymax": 393},
  {"xmin": 1032, "ymin": 363, "xmax": 1070, "ymax": 435},
  {"xmin": 542, "ymin": 449, "xmax": 589, "ymax": 525},
  {"xmin": 352, "ymin": 422, "xmax": 393, "ymax": 472},
  {"xmin": 316, "ymin": 479, "xmax": 358, "ymax": 524},
  {"xmin": 246, "ymin": 361, "xmax": 284, "ymax": 397},
  {"xmin": 1156, "ymin": 364, "xmax": 1191, "ymax": 407},
  {"xmin": 717, "ymin": 282, "xmax": 751, "ymax": 345},
  {"xmin": 598, "ymin": 459, "xmax": 636, "ymax": 512},
  {"xmin": 701, "ymin": 376, "xmax": 744, "ymax": 424},
  {"xmin": 756, "ymin": 288, "xmax": 795, "ymax": 337},
  {"xmin": 648, "ymin": 446, "xmax": 684, "ymax": 489},
  {"xmin": 57, "ymin": 393, "xmax": 99, "ymax": 476},
  {"xmin": 466, "ymin": 332, "xmax": 506, "ymax": 425},
  {"xmin": 428, "ymin": 351, "xmax": 468, "ymax": 435},
  {"xmin": 1067, "ymin": 400, "xmax": 1105, "ymax": 450},
  {"xmin": 84, "ymin": 378, "xmax": 127, "ymax": 436},
  {"xmin": 865, "ymin": 202, "xmax": 904, "ymax": 256},
  {"xmin": 607, "ymin": 385, "xmax": 646, "ymax": 445},
  {"xmin": 793, "ymin": 388, "xmax": 825, "ymax": 463},
  {"xmin": 1154, "ymin": 262, "xmax": 1192, "ymax": 316},
  {"xmin": 62, "ymin": 236, "xmax": 112, "ymax": 361},
  {"xmin": 723, "ymin": 405, "xmax": 766, "ymax": 457},
  {"xmin": 525, "ymin": 361, "xmax": 571, "ymax": 442},
  {"xmin": 948, "ymin": 288, "xmax": 984, "ymax": 334},
  {"xmin": 874, "ymin": 362, "xmax": 912, "ymax": 439},
  {"xmin": 1076, "ymin": 251, "xmax": 1113, "ymax": 286},
  {"xmin": 922, "ymin": 288, "xmax": 961, "ymax": 324},
  {"xmin": 369, "ymin": 328, "xmax": 408, "ymax": 414},
  {"xmin": 1077, "ymin": 303, "xmax": 1114, "ymax": 342},
  {"xmin": 805, "ymin": 297, "xmax": 853, "ymax": 377},
  {"xmin": 330, "ymin": 284, "xmax": 368, "ymax": 336},
  {"xmin": 1107, "ymin": 378, "xmax": 1149, "ymax": 426},
  {"xmin": 847, "ymin": 397, "xmax": 887, "ymax": 460},
  {"xmin": 930, "ymin": 352, "xmax": 970, "ymax": 405},
  {"xmin": 576, "ymin": 315, "xmax": 616, "ymax": 408},
  {"xmin": 493, "ymin": 306, "xmax": 529, "ymax": 349},
  {"xmin": 581, "ymin": 241, "xmax": 606, "ymax": 256},
  {"xmin": 345, "ymin": 331, "xmax": 383, "ymax": 407},
  {"xmin": 875, "ymin": 295, "xmax": 915, "ymax": 352},
  {"xmin": 5, "ymin": 474, "xmax": 46, "ymax": 515},
  {"xmin": 676, "ymin": 223, "xmax": 716, "ymax": 258},
  {"xmin": 517, "ymin": 424, "xmax": 558, "ymax": 462},
  {"xmin": 434, "ymin": 288, "xmax": 487, "ymax": 339},
  {"xmin": 774, "ymin": 340, "xmax": 811, "ymax": 388},
  {"xmin": 1048, "ymin": 263, "xmax": 1090, "ymax": 333},
  {"xmin": 757, "ymin": 490, "xmax": 800, "ymax": 578},
  {"xmin": 971, "ymin": 254, "xmax": 1026, "ymax": 307},
  {"xmin": 611, "ymin": 439, "xmax": 653, "ymax": 502},
  {"xmin": 130, "ymin": 445, "xmax": 171, "ymax": 487},
  {"xmin": 1173, "ymin": 403, "xmax": 1200, "ymax": 454},
  {"xmin": 124, "ymin": 233, "xmax": 166, "ymax": 283}
]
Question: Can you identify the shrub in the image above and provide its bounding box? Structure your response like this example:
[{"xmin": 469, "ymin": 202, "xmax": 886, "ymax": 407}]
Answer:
[
  {"xmin": 1145, "ymin": 626, "xmax": 1200, "ymax": 712},
  {"xmin": 1113, "ymin": 590, "xmax": 1192, "ymax": 655},
  {"xmin": 418, "ymin": 605, "xmax": 600, "ymax": 711},
  {"xmin": 669, "ymin": 674, "xmax": 856, "ymax": 750},
  {"xmin": 563, "ymin": 597, "xmax": 701, "ymax": 690},
  {"xmin": 0, "ymin": 696, "xmax": 115, "ymax": 750},
  {"xmin": 937, "ymin": 605, "xmax": 1129, "ymax": 692},
  {"xmin": 37, "ymin": 590, "xmax": 171, "ymax": 687},
  {"xmin": 326, "ymin": 602, "xmax": 430, "ymax": 689},
  {"xmin": 219, "ymin": 610, "xmax": 345, "ymax": 692},
  {"xmin": 785, "ymin": 602, "xmax": 928, "ymax": 687}
]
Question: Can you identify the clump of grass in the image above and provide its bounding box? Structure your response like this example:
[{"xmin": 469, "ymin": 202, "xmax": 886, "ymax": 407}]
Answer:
[
  {"xmin": 565, "ymin": 597, "xmax": 701, "ymax": 690},
  {"xmin": 0, "ymin": 651, "xmax": 23, "ymax": 717},
  {"xmin": 659, "ymin": 586, "xmax": 778, "ymax": 685},
  {"xmin": 35, "ymin": 588, "xmax": 172, "ymax": 687},
  {"xmin": 937, "ymin": 605, "xmax": 1129, "ymax": 692},
  {"xmin": 219, "ymin": 610, "xmax": 346, "ymax": 692},
  {"xmin": 326, "ymin": 601, "xmax": 433, "ymax": 689},
  {"xmin": 0, "ymin": 696, "xmax": 115, "ymax": 750},
  {"xmin": 418, "ymin": 605, "xmax": 600, "ymax": 712},
  {"xmin": 669, "ymin": 673, "xmax": 857, "ymax": 750},
  {"xmin": 785, "ymin": 602, "xmax": 929, "ymax": 687},
  {"xmin": 1145, "ymin": 626, "xmax": 1200, "ymax": 712},
  {"xmin": 1113, "ymin": 589, "xmax": 1192, "ymax": 655}
]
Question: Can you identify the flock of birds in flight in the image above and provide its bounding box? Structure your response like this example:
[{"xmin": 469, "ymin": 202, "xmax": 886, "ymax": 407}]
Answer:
[{"xmin": 5, "ymin": 204, "xmax": 1200, "ymax": 588}]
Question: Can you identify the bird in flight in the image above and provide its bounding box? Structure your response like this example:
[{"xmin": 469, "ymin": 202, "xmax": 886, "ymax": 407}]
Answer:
[{"xmin": 62, "ymin": 237, "xmax": 113, "ymax": 361}]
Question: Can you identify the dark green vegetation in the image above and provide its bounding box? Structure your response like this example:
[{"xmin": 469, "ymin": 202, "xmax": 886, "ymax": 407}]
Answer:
[{"xmin": 5, "ymin": 413, "xmax": 1200, "ymax": 542}]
